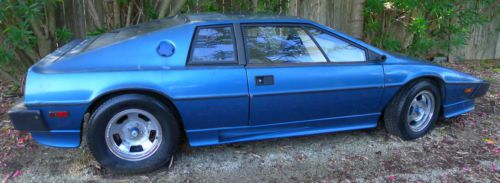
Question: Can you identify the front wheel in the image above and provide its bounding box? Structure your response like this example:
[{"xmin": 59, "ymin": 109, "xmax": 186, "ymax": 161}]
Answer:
[
  {"xmin": 384, "ymin": 80, "xmax": 441, "ymax": 140},
  {"xmin": 87, "ymin": 94, "xmax": 180, "ymax": 173}
]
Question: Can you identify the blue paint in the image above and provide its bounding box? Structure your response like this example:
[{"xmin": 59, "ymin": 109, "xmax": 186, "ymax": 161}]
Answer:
[{"xmin": 15, "ymin": 13, "xmax": 488, "ymax": 148}]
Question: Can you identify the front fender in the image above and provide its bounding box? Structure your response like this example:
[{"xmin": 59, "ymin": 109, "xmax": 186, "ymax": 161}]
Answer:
[{"xmin": 381, "ymin": 60, "xmax": 486, "ymax": 118}]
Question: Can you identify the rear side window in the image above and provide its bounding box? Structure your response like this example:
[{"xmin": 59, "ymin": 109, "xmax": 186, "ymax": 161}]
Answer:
[
  {"xmin": 243, "ymin": 26, "xmax": 327, "ymax": 64},
  {"xmin": 190, "ymin": 26, "xmax": 236, "ymax": 64},
  {"xmin": 306, "ymin": 27, "xmax": 366, "ymax": 62}
]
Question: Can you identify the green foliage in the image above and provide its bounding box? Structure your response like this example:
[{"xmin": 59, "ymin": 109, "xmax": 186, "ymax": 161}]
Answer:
[
  {"xmin": 86, "ymin": 29, "xmax": 106, "ymax": 37},
  {"xmin": 0, "ymin": 1, "xmax": 54, "ymax": 74},
  {"xmin": 143, "ymin": 1, "xmax": 158, "ymax": 19},
  {"xmin": 55, "ymin": 27, "xmax": 72, "ymax": 44},
  {"xmin": 183, "ymin": 0, "xmax": 288, "ymax": 14},
  {"xmin": 377, "ymin": 36, "xmax": 401, "ymax": 52},
  {"xmin": 3, "ymin": 23, "xmax": 36, "ymax": 49},
  {"xmin": 363, "ymin": 0, "xmax": 495, "ymax": 58},
  {"xmin": 0, "ymin": 43, "xmax": 15, "ymax": 65}
]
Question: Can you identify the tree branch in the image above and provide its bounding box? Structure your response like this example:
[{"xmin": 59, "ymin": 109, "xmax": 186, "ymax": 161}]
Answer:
[{"xmin": 86, "ymin": 0, "xmax": 104, "ymax": 29}]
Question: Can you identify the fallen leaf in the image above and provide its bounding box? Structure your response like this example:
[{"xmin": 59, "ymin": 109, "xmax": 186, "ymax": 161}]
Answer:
[
  {"xmin": 388, "ymin": 175, "xmax": 395, "ymax": 182},
  {"xmin": 484, "ymin": 138, "xmax": 495, "ymax": 145},
  {"xmin": 12, "ymin": 170, "xmax": 21, "ymax": 178},
  {"xmin": 493, "ymin": 148, "xmax": 500, "ymax": 155}
]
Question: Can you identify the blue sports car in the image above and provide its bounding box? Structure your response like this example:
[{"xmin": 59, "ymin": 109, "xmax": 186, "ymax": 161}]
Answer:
[{"xmin": 8, "ymin": 13, "xmax": 489, "ymax": 173}]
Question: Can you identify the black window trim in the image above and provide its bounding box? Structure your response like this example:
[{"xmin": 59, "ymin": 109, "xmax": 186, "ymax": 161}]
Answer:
[
  {"xmin": 187, "ymin": 24, "xmax": 239, "ymax": 66},
  {"xmin": 240, "ymin": 23, "xmax": 374, "ymax": 66},
  {"xmin": 303, "ymin": 27, "xmax": 331, "ymax": 63},
  {"xmin": 303, "ymin": 25, "xmax": 369, "ymax": 63}
]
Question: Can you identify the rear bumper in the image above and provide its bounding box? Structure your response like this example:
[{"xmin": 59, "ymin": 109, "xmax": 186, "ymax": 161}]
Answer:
[
  {"xmin": 472, "ymin": 82, "xmax": 490, "ymax": 98},
  {"xmin": 8, "ymin": 101, "xmax": 81, "ymax": 148},
  {"xmin": 8, "ymin": 101, "xmax": 48, "ymax": 131}
]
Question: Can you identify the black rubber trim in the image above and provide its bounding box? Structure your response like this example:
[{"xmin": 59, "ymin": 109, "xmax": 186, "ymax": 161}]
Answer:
[
  {"xmin": 8, "ymin": 101, "xmax": 48, "ymax": 131},
  {"xmin": 472, "ymin": 82, "xmax": 490, "ymax": 98}
]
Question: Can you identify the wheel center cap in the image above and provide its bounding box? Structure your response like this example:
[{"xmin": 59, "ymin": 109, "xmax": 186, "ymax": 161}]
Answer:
[{"xmin": 130, "ymin": 128, "xmax": 139, "ymax": 137}]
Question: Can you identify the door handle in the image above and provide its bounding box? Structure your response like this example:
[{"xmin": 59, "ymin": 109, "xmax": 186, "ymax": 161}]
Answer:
[{"xmin": 255, "ymin": 75, "xmax": 274, "ymax": 86}]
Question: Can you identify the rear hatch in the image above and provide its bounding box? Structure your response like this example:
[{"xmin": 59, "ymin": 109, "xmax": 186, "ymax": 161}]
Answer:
[
  {"xmin": 34, "ymin": 15, "xmax": 188, "ymax": 66},
  {"xmin": 33, "ymin": 38, "xmax": 91, "ymax": 67}
]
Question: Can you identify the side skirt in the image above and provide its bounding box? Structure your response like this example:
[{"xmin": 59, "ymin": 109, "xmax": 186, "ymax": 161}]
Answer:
[
  {"xmin": 443, "ymin": 99, "xmax": 475, "ymax": 118},
  {"xmin": 186, "ymin": 113, "xmax": 380, "ymax": 147}
]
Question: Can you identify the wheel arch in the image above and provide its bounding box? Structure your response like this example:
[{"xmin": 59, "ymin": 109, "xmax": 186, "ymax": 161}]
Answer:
[
  {"xmin": 406, "ymin": 76, "xmax": 445, "ymax": 102},
  {"xmin": 83, "ymin": 89, "xmax": 186, "ymax": 138},
  {"xmin": 383, "ymin": 75, "xmax": 446, "ymax": 116}
]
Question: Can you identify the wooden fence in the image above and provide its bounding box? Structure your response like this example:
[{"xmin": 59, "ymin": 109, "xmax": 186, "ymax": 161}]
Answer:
[
  {"xmin": 60, "ymin": 0, "xmax": 499, "ymax": 60},
  {"xmin": 451, "ymin": 5, "xmax": 499, "ymax": 61},
  {"xmin": 288, "ymin": 0, "xmax": 364, "ymax": 39},
  {"xmin": 288, "ymin": 0, "xmax": 499, "ymax": 60}
]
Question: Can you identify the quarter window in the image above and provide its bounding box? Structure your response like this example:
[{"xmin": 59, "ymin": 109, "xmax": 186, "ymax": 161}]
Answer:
[
  {"xmin": 306, "ymin": 27, "xmax": 366, "ymax": 62},
  {"xmin": 190, "ymin": 26, "xmax": 236, "ymax": 64},
  {"xmin": 243, "ymin": 26, "xmax": 327, "ymax": 64}
]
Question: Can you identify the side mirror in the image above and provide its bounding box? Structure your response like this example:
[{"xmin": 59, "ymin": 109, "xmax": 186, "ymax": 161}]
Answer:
[
  {"xmin": 378, "ymin": 54, "xmax": 387, "ymax": 61},
  {"xmin": 367, "ymin": 50, "xmax": 386, "ymax": 62}
]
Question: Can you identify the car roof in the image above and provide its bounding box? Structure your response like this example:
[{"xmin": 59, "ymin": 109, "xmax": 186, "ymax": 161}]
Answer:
[{"xmin": 183, "ymin": 12, "xmax": 308, "ymax": 23}]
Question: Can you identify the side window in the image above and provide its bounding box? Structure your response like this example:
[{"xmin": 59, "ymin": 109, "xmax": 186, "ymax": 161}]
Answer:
[
  {"xmin": 243, "ymin": 26, "xmax": 327, "ymax": 64},
  {"xmin": 190, "ymin": 26, "xmax": 236, "ymax": 64},
  {"xmin": 306, "ymin": 27, "xmax": 366, "ymax": 62}
]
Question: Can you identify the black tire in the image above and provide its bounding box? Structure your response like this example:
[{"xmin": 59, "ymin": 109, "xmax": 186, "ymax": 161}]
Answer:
[
  {"xmin": 383, "ymin": 80, "xmax": 441, "ymax": 140},
  {"xmin": 87, "ymin": 94, "xmax": 180, "ymax": 173}
]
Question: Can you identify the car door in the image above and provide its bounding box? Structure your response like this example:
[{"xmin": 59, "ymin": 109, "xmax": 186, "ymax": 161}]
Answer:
[
  {"xmin": 172, "ymin": 24, "xmax": 250, "ymax": 131},
  {"xmin": 242, "ymin": 24, "xmax": 384, "ymax": 127}
]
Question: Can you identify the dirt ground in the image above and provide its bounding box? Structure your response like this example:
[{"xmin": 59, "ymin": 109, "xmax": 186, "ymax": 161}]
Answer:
[{"xmin": 1, "ymin": 61, "xmax": 499, "ymax": 182}]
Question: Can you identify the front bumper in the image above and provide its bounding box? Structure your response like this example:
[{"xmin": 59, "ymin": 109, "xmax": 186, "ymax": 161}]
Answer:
[
  {"xmin": 472, "ymin": 82, "xmax": 490, "ymax": 98},
  {"xmin": 8, "ymin": 101, "xmax": 48, "ymax": 131}
]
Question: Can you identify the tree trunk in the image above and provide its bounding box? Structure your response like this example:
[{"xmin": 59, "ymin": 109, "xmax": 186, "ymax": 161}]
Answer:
[
  {"xmin": 350, "ymin": 0, "xmax": 364, "ymax": 39},
  {"xmin": 251, "ymin": 0, "xmax": 258, "ymax": 12},
  {"xmin": 46, "ymin": 3, "xmax": 57, "ymax": 47},
  {"xmin": 113, "ymin": 0, "xmax": 121, "ymax": 28},
  {"xmin": 158, "ymin": 0, "xmax": 173, "ymax": 18},
  {"xmin": 36, "ymin": 38, "xmax": 53, "ymax": 57},
  {"xmin": 125, "ymin": 0, "xmax": 133, "ymax": 27},
  {"xmin": 168, "ymin": 0, "xmax": 187, "ymax": 16},
  {"xmin": 29, "ymin": 19, "xmax": 50, "ymax": 57}
]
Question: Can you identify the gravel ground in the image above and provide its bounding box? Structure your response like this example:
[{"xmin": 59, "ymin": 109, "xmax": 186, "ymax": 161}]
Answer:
[{"xmin": 0, "ymin": 60, "xmax": 498, "ymax": 182}]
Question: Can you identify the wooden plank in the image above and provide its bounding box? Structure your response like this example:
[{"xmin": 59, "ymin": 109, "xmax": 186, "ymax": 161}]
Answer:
[
  {"xmin": 287, "ymin": 0, "xmax": 363, "ymax": 38},
  {"xmin": 452, "ymin": 3, "xmax": 500, "ymax": 60}
]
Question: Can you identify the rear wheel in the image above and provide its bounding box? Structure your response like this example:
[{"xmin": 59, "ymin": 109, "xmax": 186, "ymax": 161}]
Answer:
[
  {"xmin": 384, "ymin": 80, "xmax": 441, "ymax": 140},
  {"xmin": 87, "ymin": 94, "xmax": 180, "ymax": 173}
]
